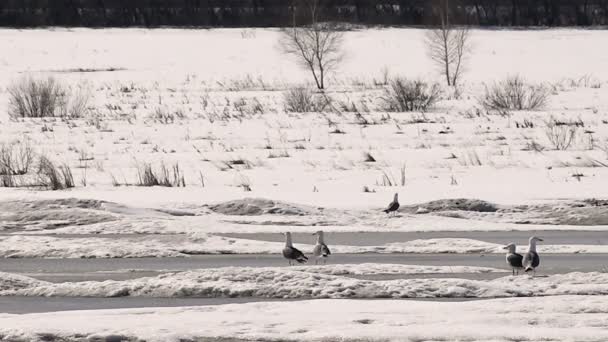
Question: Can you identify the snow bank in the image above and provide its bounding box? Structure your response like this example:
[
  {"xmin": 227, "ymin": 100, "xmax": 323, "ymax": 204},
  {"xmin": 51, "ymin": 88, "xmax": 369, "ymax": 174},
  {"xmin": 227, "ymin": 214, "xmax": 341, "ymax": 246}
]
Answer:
[
  {"xmin": 0, "ymin": 198, "xmax": 116, "ymax": 232},
  {"xmin": 207, "ymin": 198, "xmax": 321, "ymax": 216},
  {"xmin": 1, "ymin": 296, "xmax": 607, "ymax": 342},
  {"xmin": 2, "ymin": 233, "xmax": 608, "ymax": 258},
  {"xmin": 4, "ymin": 267, "xmax": 608, "ymax": 299},
  {"xmin": 0, "ymin": 272, "xmax": 47, "ymax": 292}
]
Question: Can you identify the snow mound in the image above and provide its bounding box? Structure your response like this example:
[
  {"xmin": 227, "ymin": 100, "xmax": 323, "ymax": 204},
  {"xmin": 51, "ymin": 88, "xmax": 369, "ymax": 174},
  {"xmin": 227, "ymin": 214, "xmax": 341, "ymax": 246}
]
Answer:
[
  {"xmin": 404, "ymin": 198, "xmax": 500, "ymax": 213},
  {"xmin": 0, "ymin": 198, "xmax": 116, "ymax": 232},
  {"xmin": 0, "ymin": 272, "xmax": 48, "ymax": 291},
  {"xmin": 207, "ymin": 198, "xmax": 319, "ymax": 216},
  {"xmin": 404, "ymin": 198, "xmax": 608, "ymax": 226},
  {"xmin": 5, "ymin": 267, "xmax": 608, "ymax": 299},
  {"xmin": 0, "ymin": 235, "xmax": 186, "ymax": 258}
]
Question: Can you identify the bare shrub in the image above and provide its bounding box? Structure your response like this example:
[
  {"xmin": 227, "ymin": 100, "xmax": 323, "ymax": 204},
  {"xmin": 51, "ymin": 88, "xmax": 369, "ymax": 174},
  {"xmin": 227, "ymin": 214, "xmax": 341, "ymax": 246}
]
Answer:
[
  {"xmin": 0, "ymin": 141, "xmax": 35, "ymax": 176},
  {"xmin": 382, "ymin": 78, "xmax": 441, "ymax": 112},
  {"xmin": 9, "ymin": 77, "xmax": 65, "ymax": 118},
  {"xmin": 8, "ymin": 77, "xmax": 91, "ymax": 118},
  {"xmin": 480, "ymin": 75, "xmax": 549, "ymax": 111},
  {"xmin": 37, "ymin": 156, "xmax": 74, "ymax": 190},
  {"xmin": 566, "ymin": 74, "xmax": 602, "ymax": 89},
  {"xmin": 0, "ymin": 141, "xmax": 36, "ymax": 187},
  {"xmin": 279, "ymin": 0, "xmax": 344, "ymax": 90},
  {"xmin": 136, "ymin": 162, "xmax": 186, "ymax": 187},
  {"xmin": 425, "ymin": 0, "xmax": 472, "ymax": 86},
  {"xmin": 232, "ymin": 97, "xmax": 265, "ymax": 116},
  {"xmin": 283, "ymin": 87, "xmax": 327, "ymax": 112},
  {"xmin": 60, "ymin": 163, "xmax": 75, "ymax": 188},
  {"xmin": 65, "ymin": 82, "xmax": 92, "ymax": 118},
  {"xmin": 546, "ymin": 120, "xmax": 578, "ymax": 150}
]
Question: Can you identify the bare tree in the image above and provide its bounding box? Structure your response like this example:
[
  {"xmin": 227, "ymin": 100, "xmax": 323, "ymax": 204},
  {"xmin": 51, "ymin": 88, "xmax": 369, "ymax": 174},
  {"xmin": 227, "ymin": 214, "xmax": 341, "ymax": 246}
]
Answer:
[
  {"xmin": 279, "ymin": 0, "xmax": 344, "ymax": 90},
  {"xmin": 425, "ymin": 0, "xmax": 472, "ymax": 86}
]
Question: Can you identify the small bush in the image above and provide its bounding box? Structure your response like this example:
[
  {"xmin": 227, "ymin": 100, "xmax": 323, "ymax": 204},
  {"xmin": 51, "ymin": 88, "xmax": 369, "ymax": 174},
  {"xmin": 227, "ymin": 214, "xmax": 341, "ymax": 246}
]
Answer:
[
  {"xmin": 480, "ymin": 75, "xmax": 549, "ymax": 111},
  {"xmin": 136, "ymin": 162, "xmax": 186, "ymax": 187},
  {"xmin": 0, "ymin": 141, "xmax": 35, "ymax": 176},
  {"xmin": 9, "ymin": 77, "xmax": 65, "ymax": 118},
  {"xmin": 37, "ymin": 156, "xmax": 74, "ymax": 190},
  {"xmin": 381, "ymin": 78, "xmax": 441, "ymax": 112},
  {"xmin": 0, "ymin": 141, "xmax": 36, "ymax": 187},
  {"xmin": 546, "ymin": 120, "xmax": 578, "ymax": 150},
  {"xmin": 8, "ymin": 77, "xmax": 91, "ymax": 118},
  {"xmin": 283, "ymin": 87, "xmax": 327, "ymax": 113},
  {"xmin": 66, "ymin": 82, "xmax": 92, "ymax": 118}
]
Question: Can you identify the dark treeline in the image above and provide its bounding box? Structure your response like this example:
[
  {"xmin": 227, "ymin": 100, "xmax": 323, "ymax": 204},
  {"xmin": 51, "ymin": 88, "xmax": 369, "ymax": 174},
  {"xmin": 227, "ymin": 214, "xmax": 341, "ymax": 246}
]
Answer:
[{"xmin": 1, "ymin": 0, "xmax": 608, "ymax": 27}]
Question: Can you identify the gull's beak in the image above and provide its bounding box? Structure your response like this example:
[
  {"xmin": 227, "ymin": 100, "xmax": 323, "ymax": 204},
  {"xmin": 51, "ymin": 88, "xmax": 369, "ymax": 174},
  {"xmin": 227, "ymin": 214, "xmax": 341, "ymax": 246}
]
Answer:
[
  {"xmin": 502, "ymin": 246, "xmax": 508, "ymax": 250},
  {"xmin": 538, "ymin": 238, "xmax": 544, "ymax": 242}
]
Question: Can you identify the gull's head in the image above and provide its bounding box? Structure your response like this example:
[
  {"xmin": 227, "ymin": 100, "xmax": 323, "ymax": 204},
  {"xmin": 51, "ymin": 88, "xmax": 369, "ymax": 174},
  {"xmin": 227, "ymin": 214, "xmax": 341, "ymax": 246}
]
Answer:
[
  {"xmin": 283, "ymin": 232, "xmax": 292, "ymax": 237},
  {"xmin": 529, "ymin": 236, "xmax": 543, "ymax": 243},
  {"xmin": 312, "ymin": 230, "xmax": 324, "ymax": 236},
  {"xmin": 394, "ymin": 193, "xmax": 399, "ymax": 200},
  {"xmin": 503, "ymin": 243, "xmax": 516, "ymax": 251}
]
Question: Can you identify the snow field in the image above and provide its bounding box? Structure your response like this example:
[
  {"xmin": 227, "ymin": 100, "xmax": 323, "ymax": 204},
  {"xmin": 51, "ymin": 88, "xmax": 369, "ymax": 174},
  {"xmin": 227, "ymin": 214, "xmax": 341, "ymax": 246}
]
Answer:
[{"xmin": 1, "ymin": 296, "xmax": 607, "ymax": 342}]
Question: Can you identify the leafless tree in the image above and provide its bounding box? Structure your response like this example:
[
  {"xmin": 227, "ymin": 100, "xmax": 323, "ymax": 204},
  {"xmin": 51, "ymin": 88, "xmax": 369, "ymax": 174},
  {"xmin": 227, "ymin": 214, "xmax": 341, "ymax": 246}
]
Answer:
[
  {"xmin": 425, "ymin": 0, "xmax": 472, "ymax": 86},
  {"xmin": 279, "ymin": 0, "xmax": 344, "ymax": 90}
]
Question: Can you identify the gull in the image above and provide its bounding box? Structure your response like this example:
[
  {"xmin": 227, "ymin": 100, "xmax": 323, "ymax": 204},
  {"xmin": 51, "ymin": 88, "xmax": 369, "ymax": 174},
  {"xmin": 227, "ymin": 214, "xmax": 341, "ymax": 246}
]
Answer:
[
  {"xmin": 282, "ymin": 232, "xmax": 308, "ymax": 266},
  {"xmin": 312, "ymin": 230, "xmax": 331, "ymax": 265},
  {"xmin": 522, "ymin": 236, "xmax": 543, "ymax": 276},
  {"xmin": 383, "ymin": 193, "xmax": 400, "ymax": 217},
  {"xmin": 503, "ymin": 243, "xmax": 523, "ymax": 275}
]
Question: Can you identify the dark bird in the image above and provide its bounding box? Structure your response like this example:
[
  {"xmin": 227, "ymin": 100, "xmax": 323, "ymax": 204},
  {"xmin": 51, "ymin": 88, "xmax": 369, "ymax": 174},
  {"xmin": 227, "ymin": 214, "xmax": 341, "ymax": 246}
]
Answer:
[
  {"xmin": 522, "ymin": 236, "xmax": 543, "ymax": 276},
  {"xmin": 282, "ymin": 232, "xmax": 308, "ymax": 266},
  {"xmin": 503, "ymin": 243, "xmax": 523, "ymax": 275},
  {"xmin": 312, "ymin": 230, "xmax": 331, "ymax": 265},
  {"xmin": 383, "ymin": 193, "xmax": 400, "ymax": 216}
]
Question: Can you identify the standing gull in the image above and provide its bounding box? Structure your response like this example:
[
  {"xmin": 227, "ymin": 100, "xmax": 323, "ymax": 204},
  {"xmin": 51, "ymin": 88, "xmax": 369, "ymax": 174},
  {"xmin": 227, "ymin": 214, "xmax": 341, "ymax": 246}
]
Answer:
[
  {"xmin": 522, "ymin": 236, "xmax": 543, "ymax": 276},
  {"xmin": 312, "ymin": 230, "xmax": 331, "ymax": 265},
  {"xmin": 282, "ymin": 232, "xmax": 308, "ymax": 266},
  {"xmin": 383, "ymin": 193, "xmax": 400, "ymax": 217},
  {"xmin": 503, "ymin": 243, "xmax": 523, "ymax": 275}
]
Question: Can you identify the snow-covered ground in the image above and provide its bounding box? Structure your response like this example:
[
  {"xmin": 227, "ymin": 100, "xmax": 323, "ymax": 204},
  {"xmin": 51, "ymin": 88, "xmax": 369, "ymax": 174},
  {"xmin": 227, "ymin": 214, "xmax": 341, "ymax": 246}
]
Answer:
[
  {"xmin": 2, "ymin": 267, "xmax": 607, "ymax": 299},
  {"xmin": 2, "ymin": 296, "xmax": 608, "ymax": 342},
  {"xmin": 0, "ymin": 28, "xmax": 607, "ymax": 210},
  {"xmin": 1, "ymin": 27, "xmax": 608, "ymax": 339}
]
